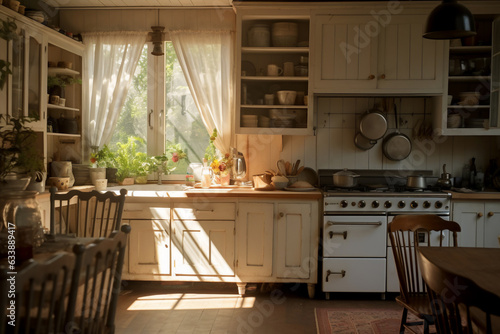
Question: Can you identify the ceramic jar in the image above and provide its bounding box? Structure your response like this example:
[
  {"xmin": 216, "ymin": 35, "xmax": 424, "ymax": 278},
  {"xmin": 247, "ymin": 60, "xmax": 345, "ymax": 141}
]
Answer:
[
  {"xmin": 0, "ymin": 191, "xmax": 45, "ymax": 264},
  {"xmin": 248, "ymin": 24, "xmax": 270, "ymax": 47}
]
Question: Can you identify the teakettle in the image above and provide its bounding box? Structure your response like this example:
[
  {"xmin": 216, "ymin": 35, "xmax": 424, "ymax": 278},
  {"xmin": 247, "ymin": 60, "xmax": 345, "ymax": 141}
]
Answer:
[{"xmin": 232, "ymin": 149, "xmax": 246, "ymax": 185}]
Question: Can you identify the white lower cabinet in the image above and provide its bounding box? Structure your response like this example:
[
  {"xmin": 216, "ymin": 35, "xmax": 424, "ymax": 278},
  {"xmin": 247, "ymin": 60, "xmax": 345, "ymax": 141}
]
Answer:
[
  {"xmin": 236, "ymin": 200, "xmax": 319, "ymax": 298},
  {"xmin": 172, "ymin": 219, "xmax": 235, "ymax": 276},
  {"xmin": 122, "ymin": 197, "xmax": 320, "ymax": 297},
  {"xmin": 122, "ymin": 204, "xmax": 171, "ymax": 279},
  {"xmin": 276, "ymin": 203, "xmax": 312, "ymax": 279},
  {"xmin": 128, "ymin": 219, "xmax": 171, "ymax": 275},
  {"xmin": 452, "ymin": 200, "xmax": 500, "ymax": 248},
  {"xmin": 236, "ymin": 202, "xmax": 274, "ymax": 277}
]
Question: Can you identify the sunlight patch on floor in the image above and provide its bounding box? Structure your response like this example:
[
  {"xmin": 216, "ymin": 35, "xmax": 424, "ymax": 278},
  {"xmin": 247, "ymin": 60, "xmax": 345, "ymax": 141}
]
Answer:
[{"xmin": 127, "ymin": 293, "xmax": 256, "ymax": 311}]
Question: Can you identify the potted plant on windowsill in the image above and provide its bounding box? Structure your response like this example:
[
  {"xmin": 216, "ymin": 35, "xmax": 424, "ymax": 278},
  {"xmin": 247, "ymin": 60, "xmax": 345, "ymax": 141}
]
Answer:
[
  {"xmin": 132, "ymin": 152, "xmax": 151, "ymax": 184},
  {"xmin": 114, "ymin": 137, "xmax": 144, "ymax": 186}
]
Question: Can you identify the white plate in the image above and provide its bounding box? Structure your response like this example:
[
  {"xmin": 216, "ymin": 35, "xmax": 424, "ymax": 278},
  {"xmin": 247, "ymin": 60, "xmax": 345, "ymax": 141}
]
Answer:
[{"xmin": 284, "ymin": 187, "xmax": 316, "ymax": 192}]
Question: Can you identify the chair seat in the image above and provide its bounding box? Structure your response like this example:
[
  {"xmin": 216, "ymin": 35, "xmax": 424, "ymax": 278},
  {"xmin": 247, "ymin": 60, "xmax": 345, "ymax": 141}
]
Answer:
[{"xmin": 396, "ymin": 294, "xmax": 433, "ymax": 319}]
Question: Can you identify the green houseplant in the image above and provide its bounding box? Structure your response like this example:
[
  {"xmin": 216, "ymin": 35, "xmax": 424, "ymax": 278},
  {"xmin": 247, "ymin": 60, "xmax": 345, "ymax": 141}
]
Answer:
[
  {"xmin": 114, "ymin": 137, "xmax": 143, "ymax": 185},
  {"xmin": 0, "ymin": 116, "xmax": 45, "ymax": 189}
]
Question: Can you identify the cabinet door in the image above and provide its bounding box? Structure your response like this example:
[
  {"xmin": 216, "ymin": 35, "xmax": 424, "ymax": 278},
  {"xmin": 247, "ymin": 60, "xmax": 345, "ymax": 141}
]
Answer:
[
  {"xmin": 276, "ymin": 203, "xmax": 311, "ymax": 279},
  {"xmin": 484, "ymin": 202, "xmax": 500, "ymax": 248},
  {"xmin": 128, "ymin": 219, "xmax": 171, "ymax": 275},
  {"xmin": 236, "ymin": 203, "xmax": 274, "ymax": 277},
  {"xmin": 376, "ymin": 15, "xmax": 444, "ymax": 92},
  {"xmin": 452, "ymin": 201, "xmax": 483, "ymax": 247},
  {"xmin": 314, "ymin": 15, "xmax": 378, "ymax": 92},
  {"xmin": 173, "ymin": 220, "xmax": 235, "ymax": 276}
]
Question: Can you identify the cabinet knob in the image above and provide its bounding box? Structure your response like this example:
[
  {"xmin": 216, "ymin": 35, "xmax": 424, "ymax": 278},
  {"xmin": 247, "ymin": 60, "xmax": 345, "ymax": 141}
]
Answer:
[
  {"xmin": 379, "ymin": 74, "xmax": 386, "ymax": 79},
  {"xmin": 478, "ymin": 212, "xmax": 483, "ymax": 218},
  {"xmin": 488, "ymin": 212, "xmax": 494, "ymax": 217},
  {"xmin": 279, "ymin": 212, "xmax": 284, "ymax": 218},
  {"xmin": 368, "ymin": 74, "xmax": 375, "ymax": 80}
]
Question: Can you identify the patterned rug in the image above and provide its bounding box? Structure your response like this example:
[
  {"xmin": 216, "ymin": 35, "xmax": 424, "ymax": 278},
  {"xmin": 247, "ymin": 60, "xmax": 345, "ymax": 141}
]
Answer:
[{"xmin": 315, "ymin": 308, "xmax": 425, "ymax": 334}]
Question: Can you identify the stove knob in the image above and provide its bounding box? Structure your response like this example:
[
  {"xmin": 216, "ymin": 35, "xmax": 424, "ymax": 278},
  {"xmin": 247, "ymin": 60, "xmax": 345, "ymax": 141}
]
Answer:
[
  {"xmin": 398, "ymin": 200, "xmax": 406, "ymax": 209},
  {"xmin": 435, "ymin": 201, "xmax": 443, "ymax": 209},
  {"xmin": 384, "ymin": 201, "xmax": 392, "ymax": 209},
  {"xmin": 372, "ymin": 200, "xmax": 380, "ymax": 208},
  {"xmin": 423, "ymin": 201, "xmax": 431, "ymax": 209},
  {"xmin": 410, "ymin": 201, "xmax": 418, "ymax": 209},
  {"xmin": 340, "ymin": 200, "xmax": 348, "ymax": 208},
  {"xmin": 358, "ymin": 200, "xmax": 366, "ymax": 208}
]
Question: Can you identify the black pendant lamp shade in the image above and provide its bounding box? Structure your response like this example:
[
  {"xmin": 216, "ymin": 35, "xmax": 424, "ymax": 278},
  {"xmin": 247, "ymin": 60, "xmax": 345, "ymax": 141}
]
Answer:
[{"xmin": 423, "ymin": 0, "xmax": 476, "ymax": 39}]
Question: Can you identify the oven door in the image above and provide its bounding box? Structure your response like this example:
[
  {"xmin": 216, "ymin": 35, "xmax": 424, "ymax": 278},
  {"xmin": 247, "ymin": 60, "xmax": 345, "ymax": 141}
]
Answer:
[
  {"xmin": 386, "ymin": 213, "xmax": 450, "ymax": 292},
  {"xmin": 323, "ymin": 214, "xmax": 387, "ymax": 257}
]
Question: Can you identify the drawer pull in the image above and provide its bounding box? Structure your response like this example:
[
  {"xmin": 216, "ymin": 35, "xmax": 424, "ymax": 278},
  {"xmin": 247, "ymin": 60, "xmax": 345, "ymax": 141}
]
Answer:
[
  {"xmin": 368, "ymin": 74, "xmax": 375, "ymax": 80},
  {"xmin": 477, "ymin": 212, "xmax": 483, "ymax": 218},
  {"xmin": 326, "ymin": 269, "xmax": 346, "ymax": 282},
  {"xmin": 327, "ymin": 221, "xmax": 382, "ymax": 226},
  {"xmin": 195, "ymin": 209, "xmax": 214, "ymax": 213},
  {"xmin": 329, "ymin": 231, "xmax": 347, "ymax": 239},
  {"xmin": 488, "ymin": 212, "xmax": 494, "ymax": 217}
]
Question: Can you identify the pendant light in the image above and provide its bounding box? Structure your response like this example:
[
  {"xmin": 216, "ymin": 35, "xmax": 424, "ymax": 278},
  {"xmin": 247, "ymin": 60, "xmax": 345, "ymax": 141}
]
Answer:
[
  {"xmin": 150, "ymin": 26, "xmax": 165, "ymax": 56},
  {"xmin": 150, "ymin": 11, "xmax": 164, "ymax": 56},
  {"xmin": 423, "ymin": 0, "xmax": 476, "ymax": 39}
]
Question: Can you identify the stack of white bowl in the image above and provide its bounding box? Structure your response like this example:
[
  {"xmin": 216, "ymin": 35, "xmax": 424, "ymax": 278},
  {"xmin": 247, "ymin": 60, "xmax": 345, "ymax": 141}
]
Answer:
[
  {"xmin": 272, "ymin": 22, "xmax": 298, "ymax": 47},
  {"xmin": 242, "ymin": 115, "xmax": 258, "ymax": 127},
  {"xmin": 269, "ymin": 109, "xmax": 296, "ymax": 128},
  {"xmin": 259, "ymin": 115, "xmax": 270, "ymax": 127}
]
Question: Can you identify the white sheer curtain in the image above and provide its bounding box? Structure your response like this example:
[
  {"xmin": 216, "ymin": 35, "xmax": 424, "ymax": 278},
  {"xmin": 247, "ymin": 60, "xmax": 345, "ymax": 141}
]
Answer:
[
  {"xmin": 82, "ymin": 32, "xmax": 147, "ymax": 155},
  {"xmin": 170, "ymin": 30, "xmax": 234, "ymax": 154}
]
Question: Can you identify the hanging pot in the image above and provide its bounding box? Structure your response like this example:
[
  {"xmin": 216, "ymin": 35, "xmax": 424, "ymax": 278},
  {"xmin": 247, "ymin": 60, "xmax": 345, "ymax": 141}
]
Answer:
[
  {"xmin": 354, "ymin": 132, "xmax": 376, "ymax": 150},
  {"xmin": 382, "ymin": 103, "xmax": 412, "ymax": 161},
  {"xmin": 359, "ymin": 106, "xmax": 388, "ymax": 141}
]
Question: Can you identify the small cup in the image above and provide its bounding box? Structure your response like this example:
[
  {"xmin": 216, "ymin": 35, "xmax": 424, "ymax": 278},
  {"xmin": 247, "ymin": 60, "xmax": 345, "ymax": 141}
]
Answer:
[
  {"xmin": 59, "ymin": 98, "xmax": 66, "ymax": 107},
  {"xmin": 50, "ymin": 95, "xmax": 60, "ymax": 105},
  {"xmin": 95, "ymin": 178, "xmax": 108, "ymax": 191},
  {"xmin": 48, "ymin": 177, "xmax": 70, "ymax": 191},
  {"xmin": 264, "ymin": 94, "xmax": 274, "ymax": 105},
  {"xmin": 267, "ymin": 64, "xmax": 283, "ymax": 76}
]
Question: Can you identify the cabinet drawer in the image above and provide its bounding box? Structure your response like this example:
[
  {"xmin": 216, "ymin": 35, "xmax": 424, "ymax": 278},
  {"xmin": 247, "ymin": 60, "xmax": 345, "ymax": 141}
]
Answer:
[
  {"xmin": 322, "ymin": 258, "xmax": 386, "ymax": 292},
  {"xmin": 122, "ymin": 203, "xmax": 170, "ymax": 220},
  {"xmin": 173, "ymin": 203, "xmax": 236, "ymax": 220}
]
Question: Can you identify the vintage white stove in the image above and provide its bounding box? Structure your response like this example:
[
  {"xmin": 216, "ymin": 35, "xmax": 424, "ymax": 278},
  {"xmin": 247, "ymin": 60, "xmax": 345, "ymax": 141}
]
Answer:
[{"xmin": 318, "ymin": 169, "xmax": 451, "ymax": 299}]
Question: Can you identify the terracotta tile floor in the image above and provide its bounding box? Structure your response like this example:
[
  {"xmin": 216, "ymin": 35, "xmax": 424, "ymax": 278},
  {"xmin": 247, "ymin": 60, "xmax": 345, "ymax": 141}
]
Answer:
[{"xmin": 115, "ymin": 281, "xmax": 399, "ymax": 334}]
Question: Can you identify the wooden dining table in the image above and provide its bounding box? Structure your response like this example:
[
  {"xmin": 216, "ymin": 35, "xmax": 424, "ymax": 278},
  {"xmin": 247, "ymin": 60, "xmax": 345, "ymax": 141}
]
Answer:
[{"xmin": 418, "ymin": 246, "xmax": 500, "ymax": 300}]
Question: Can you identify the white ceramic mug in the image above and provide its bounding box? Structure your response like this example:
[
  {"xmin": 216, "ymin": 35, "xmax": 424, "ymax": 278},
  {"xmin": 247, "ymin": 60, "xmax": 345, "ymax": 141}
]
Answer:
[
  {"xmin": 267, "ymin": 64, "xmax": 283, "ymax": 76},
  {"xmin": 283, "ymin": 62, "xmax": 294, "ymax": 76}
]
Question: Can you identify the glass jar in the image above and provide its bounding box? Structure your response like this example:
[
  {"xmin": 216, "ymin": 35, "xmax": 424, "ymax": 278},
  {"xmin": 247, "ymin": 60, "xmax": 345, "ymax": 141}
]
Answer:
[
  {"xmin": 1, "ymin": 191, "xmax": 45, "ymax": 263},
  {"xmin": 201, "ymin": 167, "xmax": 213, "ymax": 188}
]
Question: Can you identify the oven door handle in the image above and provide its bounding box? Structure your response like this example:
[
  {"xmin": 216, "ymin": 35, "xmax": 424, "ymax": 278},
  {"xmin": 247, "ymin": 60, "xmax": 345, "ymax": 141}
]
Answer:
[
  {"xmin": 326, "ymin": 269, "xmax": 346, "ymax": 282},
  {"xmin": 326, "ymin": 221, "xmax": 383, "ymax": 226}
]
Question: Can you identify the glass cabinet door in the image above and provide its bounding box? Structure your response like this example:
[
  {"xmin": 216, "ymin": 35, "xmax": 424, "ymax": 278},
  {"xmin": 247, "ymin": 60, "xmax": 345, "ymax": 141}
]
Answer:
[
  {"xmin": 28, "ymin": 33, "xmax": 42, "ymax": 121},
  {"xmin": 11, "ymin": 27, "xmax": 24, "ymax": 119}
]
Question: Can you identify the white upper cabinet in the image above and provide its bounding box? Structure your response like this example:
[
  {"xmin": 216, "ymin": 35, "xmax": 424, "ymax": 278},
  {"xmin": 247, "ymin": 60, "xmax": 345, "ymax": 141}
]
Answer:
[{"xmin": 313, "ymin": 14, "xmax": 444, "ymax": 94}]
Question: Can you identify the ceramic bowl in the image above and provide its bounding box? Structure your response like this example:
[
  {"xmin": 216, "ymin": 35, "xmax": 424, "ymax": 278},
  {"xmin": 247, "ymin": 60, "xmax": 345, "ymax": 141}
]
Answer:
[
  {"xmin": 276, "ymin": 90, "xmax": 297, "ymax": 105},
  {"xmin": 48, "ymin": 177, "xmax": 70, "ymax": 191}
]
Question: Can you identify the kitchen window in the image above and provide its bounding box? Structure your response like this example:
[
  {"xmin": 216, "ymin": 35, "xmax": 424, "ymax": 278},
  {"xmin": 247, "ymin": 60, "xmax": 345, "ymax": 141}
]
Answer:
[{"xmin": 110, "ymin": 42, "xmax": 209, "ymax": 176}]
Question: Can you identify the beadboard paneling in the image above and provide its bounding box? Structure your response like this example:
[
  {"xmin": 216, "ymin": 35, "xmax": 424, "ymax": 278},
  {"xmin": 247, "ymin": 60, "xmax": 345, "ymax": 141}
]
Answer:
[{"xmin": 59, "ymin": 8, "xmax": 235, "ymax": 33}]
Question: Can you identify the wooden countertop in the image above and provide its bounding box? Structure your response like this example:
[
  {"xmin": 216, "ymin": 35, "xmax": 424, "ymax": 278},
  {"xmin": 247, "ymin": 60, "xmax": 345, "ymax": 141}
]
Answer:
[
  {"xmin": 447, "ymin": 190, "xmax": 500, "ymax": 200},
  {"xmin": 106, "ymin": 184, "xmax": 322, "ymax": 200}
]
